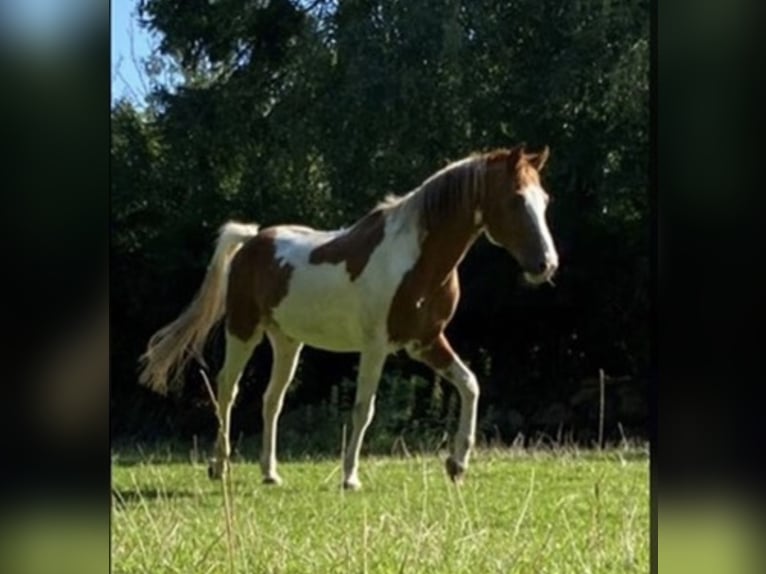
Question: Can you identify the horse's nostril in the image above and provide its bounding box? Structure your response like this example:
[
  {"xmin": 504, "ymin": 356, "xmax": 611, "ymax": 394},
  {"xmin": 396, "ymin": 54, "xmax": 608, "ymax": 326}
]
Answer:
[{"xmin": 538, "ymin": 261, "xmax": 548, "ymax": 272}]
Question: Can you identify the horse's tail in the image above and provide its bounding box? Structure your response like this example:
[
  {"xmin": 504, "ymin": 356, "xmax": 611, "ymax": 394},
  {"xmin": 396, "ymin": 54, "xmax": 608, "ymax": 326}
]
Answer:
[{"xmin": 138, "ymin": 221, "xmax": 261, "ymax": 395}]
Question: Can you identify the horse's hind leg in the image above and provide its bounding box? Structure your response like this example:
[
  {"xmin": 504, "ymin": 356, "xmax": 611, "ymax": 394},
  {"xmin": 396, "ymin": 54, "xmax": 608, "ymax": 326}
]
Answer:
[
  {"xmin": 259, "ymin": 329, "xmax": 303, "ymax": 485},
  {"xmin": 342, "ymin": 347, "xmax": 387, "ymax": 490},
  {"xmin": 208, "ymin": 328, "xmax": 262, "ymax": 480}
]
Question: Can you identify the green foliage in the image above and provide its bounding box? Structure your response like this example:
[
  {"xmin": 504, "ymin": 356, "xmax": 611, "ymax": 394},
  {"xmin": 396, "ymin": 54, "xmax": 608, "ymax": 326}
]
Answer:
[
  {"xmin": 267, "ymin": 372, "xmax": 452, "ymax": 456},
  {"xmin": 112, "ymin": 0, "xmax": 650, "ymax": 444}
]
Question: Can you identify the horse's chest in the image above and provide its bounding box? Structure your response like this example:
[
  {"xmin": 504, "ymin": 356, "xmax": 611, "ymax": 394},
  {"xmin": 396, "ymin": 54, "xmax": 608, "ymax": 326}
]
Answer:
[{"xmin": 387, "ymin": 269, "xmax": 460, "ymax": 345}]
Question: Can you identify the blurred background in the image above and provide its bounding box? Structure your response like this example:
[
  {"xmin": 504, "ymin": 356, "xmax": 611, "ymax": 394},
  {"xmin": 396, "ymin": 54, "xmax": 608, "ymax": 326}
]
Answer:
[{"xmin": 0, "ymin": 0, "xmax": 107, "ymax": 573}]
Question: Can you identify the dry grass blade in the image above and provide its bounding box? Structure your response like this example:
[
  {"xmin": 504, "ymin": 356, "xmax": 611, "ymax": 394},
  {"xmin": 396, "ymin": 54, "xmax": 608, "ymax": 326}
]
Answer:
[
  {"xmin": 511, "ymin": 468, "xmax": 536, "ymax": 545},
  {"xmin": 199, "ymin": 368, "xmax": 237, "ymax": 574}
]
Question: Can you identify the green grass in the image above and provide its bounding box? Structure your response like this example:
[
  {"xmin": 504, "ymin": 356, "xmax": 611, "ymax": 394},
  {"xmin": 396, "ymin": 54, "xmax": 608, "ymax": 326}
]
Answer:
[{"xmin": 111, "ymin": 446, "xmax": 649, "ymax": 573}]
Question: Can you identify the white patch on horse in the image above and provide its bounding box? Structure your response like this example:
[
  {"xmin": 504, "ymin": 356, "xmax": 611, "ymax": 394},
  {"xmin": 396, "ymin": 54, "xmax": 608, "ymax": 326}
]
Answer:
[
  {"xmin": 520, "ymin": 184, "xmax": 558, "ymax": 285},
  {"xmin": 271, "ymin": 216, "xmax": 421, "ymax": 352},
  {"xmin": 523, "ymin": 184, "xmax": 558, "ymax": 266},
  {"xmin": 438, "ymin": 356, "xmax": 479, "ymax": 466}
]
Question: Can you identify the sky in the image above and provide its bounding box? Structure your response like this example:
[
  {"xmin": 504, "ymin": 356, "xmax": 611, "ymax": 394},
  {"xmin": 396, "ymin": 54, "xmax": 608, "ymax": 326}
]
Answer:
[{"xmin": 111, "ymin": 0, "xmax": 156, "ymax": 105}]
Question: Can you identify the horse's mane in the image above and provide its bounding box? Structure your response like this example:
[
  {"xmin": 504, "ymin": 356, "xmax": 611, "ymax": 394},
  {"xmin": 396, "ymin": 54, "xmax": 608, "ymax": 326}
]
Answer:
[{"xmin": 374, "ymin": 150, "xmax": 504, "ymax": 233}]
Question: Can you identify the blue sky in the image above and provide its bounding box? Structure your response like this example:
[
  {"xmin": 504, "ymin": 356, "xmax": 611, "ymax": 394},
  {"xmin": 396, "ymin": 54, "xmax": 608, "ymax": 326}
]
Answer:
[{"xmin": 111, "ymin": 0, "xmax": 157, "ymax": 105}]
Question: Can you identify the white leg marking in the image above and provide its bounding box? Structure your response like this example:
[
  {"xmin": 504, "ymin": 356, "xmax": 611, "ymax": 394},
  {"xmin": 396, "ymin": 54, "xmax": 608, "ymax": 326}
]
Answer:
[
  {"xmin": 260, "ymin": 331, "xmax": 303, "ymax": 484},
  {"xmin": 343, "ymin": 348, "xmax": 387, "ymax": 490},
  {"xmin": 210, "ymin": 330, "xmax": 261, "ymax": 479},
  {"xmin": 440, "ymin": 357, "xmax": 480, "ymax": 472},
  {"xmin": 407, "ymin": 338, "xmax": 480, "ymax": 481}
]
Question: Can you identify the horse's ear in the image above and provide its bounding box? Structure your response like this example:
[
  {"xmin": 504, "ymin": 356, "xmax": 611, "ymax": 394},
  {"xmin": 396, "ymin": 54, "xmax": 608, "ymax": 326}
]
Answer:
[
  {"xmin": 508, "ymin": 143, "xmax": 526, "ymax": 166},
  {"xmin": 528, "ymin": 146, "xmax": 550, "ymax": 171}
]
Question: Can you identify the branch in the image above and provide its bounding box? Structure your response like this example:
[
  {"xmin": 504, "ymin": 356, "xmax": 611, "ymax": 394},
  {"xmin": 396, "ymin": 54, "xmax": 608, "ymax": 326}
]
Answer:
[{"xmin": 128, "ymin": 14, "xmax": 150, "ymax": 99}]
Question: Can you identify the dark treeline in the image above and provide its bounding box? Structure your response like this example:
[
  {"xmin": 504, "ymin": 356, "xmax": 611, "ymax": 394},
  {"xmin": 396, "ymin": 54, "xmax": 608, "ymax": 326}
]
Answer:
[{"xmin": 111, "ymin": 0, "xmax": 650, "ymax": 451}]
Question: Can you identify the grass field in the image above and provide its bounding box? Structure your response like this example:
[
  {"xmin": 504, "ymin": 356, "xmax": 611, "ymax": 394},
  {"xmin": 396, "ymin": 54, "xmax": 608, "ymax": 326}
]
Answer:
[{"xmin": 111, "ymin": 445, "xmax": 649, "ymax": 573}]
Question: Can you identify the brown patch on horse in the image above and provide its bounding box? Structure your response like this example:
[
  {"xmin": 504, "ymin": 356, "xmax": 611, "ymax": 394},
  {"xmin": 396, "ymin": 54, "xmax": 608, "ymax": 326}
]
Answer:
[
  {"xmin": 387, "ymin": 201, "xmax": 479, "ymax": 355},
  {"xmin": 387, "ymin": 145, "xmax": 552, "ymax": 354},
  {"xmin": 308, "ymin": 209, "xmax": 386, "ymax": 281},
  {"xmin": 226, "ymin": 228, "xmax": 294, "ymax": 341},
  {"xmin": 416, "ymin": 333, "xmax": 459, "ymax": 371},
  {"xmin": 386, "ymin": 146, "xmax": 549, "ymax": 351}
]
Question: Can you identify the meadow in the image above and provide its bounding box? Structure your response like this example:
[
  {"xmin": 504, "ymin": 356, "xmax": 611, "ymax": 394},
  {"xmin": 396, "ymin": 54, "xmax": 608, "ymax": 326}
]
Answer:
[{"xmin": 111, "ymin": 444, "xmax": 649, "ymax": 573}]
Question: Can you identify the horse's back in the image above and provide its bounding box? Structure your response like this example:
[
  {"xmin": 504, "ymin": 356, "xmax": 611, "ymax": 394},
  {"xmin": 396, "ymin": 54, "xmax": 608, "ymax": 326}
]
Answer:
[{"xmin": 227, "ymin": 218, "xmax": 421, "ymax": 351}]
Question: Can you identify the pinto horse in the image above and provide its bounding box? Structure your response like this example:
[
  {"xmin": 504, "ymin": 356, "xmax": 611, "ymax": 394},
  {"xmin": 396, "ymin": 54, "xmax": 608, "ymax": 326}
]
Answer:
[{"xmin": 139, "ymin": 144, "xmax": 558, "ymax": 490}]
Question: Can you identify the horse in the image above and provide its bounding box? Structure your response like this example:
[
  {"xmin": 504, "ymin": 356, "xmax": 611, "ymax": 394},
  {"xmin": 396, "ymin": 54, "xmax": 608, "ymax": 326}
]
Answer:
[{"xmin": 138, "ymin": 144, "xmax": 559, "ymax": 490}]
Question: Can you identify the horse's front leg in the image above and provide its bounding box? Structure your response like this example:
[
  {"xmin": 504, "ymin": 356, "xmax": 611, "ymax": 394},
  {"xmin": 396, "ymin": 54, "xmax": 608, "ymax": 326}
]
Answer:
[{"xmin": 410, "ymin": 334, "xmax": 479, "ymax": 482}]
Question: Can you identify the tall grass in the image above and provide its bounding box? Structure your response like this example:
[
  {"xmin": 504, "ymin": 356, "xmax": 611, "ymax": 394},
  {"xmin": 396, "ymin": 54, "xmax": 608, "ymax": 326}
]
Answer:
[{"xmin": 112, "ymin": 443, "xmax": 648, "ymax": 573}]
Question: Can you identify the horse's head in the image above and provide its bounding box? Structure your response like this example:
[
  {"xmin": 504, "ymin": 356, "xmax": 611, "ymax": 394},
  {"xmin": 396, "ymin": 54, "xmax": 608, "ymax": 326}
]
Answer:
[{"xmin": 482, "ymin": 145, "xmax": 559, "ymax": 286}]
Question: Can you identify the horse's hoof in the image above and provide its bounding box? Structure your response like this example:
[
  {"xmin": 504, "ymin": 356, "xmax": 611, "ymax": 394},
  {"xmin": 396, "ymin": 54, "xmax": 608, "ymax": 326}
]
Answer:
[
  {"xmin": 342, "ymin": 478, "xmax": 362, "ymax": 491},
  {"xmin": 445, "ymin": 457, "xmax": 465, "ymax": 483},
  {"xmin": 262, "ymin": 475, "xmax": 283, "ymax": 486}
]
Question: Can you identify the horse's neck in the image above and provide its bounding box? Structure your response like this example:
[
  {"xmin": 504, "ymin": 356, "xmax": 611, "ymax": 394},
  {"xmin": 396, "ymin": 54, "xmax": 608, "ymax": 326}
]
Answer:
[{"xmin": 415, "ymin": 208, "xmax": 482, "ymax": 288}]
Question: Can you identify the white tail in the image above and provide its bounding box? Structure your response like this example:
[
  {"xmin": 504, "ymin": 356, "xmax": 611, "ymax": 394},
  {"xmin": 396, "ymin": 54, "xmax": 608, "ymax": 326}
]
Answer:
[{"xmin": 138, "ymin": 221, "xmax": 261, "ymax": 395}]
